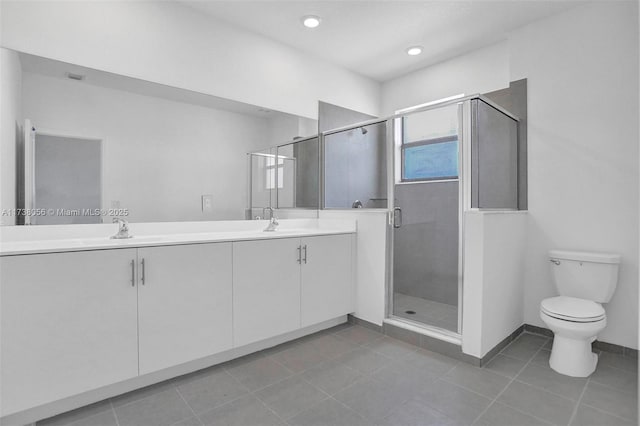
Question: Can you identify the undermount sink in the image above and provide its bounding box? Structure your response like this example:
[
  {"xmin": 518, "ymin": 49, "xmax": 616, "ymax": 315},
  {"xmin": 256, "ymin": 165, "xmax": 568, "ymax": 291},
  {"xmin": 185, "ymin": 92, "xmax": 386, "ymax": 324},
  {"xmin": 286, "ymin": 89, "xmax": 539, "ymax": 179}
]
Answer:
[
  {"xmin": 109, "ymin": 235, "xmax": 168, "ymax": 243},
  {"xmin": 72, "ymin": 235, "xmax": 169, "ymax": 245}
]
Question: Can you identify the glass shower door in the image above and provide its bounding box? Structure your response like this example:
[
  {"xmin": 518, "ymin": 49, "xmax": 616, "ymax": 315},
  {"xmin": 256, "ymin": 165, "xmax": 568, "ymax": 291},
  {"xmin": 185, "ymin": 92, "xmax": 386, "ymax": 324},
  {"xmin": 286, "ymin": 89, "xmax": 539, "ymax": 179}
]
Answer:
[{"xmin": 391, "ymin": 103, "xmax": 462, "ymax": 334}]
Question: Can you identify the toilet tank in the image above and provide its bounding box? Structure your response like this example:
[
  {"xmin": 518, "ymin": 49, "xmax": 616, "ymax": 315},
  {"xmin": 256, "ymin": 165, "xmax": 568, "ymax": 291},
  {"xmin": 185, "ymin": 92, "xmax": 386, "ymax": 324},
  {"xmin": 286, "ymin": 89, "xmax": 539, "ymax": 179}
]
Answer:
[{"xmin": 549, "ymin": 250, "xmax": 621, "ymax": 303}]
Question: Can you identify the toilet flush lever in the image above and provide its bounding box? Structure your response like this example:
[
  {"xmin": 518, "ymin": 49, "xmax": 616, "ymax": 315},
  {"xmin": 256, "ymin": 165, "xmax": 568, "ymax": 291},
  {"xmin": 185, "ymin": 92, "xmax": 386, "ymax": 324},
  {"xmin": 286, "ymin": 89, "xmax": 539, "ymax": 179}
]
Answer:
[{"xmin": 550, "ymin": 259, "xmax": 561, "ymax": 265}]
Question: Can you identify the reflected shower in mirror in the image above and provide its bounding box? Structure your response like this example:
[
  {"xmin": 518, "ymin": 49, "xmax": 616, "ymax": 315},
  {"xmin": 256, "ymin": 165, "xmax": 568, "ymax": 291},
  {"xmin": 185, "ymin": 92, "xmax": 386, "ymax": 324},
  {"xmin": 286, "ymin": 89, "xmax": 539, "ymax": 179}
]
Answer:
[
  {"xmin": 2, "ymin": 50, "xmax": 318, "ymax": 225},
  {"xmin": 277, "ymin": 136, "xmax": 319, "ymax": 209}
]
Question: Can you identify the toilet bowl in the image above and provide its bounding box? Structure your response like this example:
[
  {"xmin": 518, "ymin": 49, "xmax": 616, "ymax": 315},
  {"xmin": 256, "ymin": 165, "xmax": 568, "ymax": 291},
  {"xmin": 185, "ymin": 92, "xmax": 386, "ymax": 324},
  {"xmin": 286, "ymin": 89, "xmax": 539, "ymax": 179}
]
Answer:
[
  {"xmin": 540, "ymin": 250, "xmax": 620, "ymax": 378},
  {"xmin": 540, "ymin": 296, "xmax": 606, "ymax": 377}
]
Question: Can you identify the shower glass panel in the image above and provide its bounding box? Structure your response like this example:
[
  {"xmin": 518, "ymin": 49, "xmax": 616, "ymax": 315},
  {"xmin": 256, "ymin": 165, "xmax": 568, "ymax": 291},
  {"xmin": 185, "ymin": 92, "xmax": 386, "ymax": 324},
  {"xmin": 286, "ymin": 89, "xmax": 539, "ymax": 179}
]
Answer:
[
  {"xmin": 323, "ymin": 121, "xmax": 387, "ymax": 209},
  {"xmin": 276, "ymin": 137, "xmax": 320, "ymax": 209},
  {"xmin": 471, "ymin": 99, "xmax": 519, "ymax": 209},
  {"xmin": 391, "ymin": 104, "xmax": 461, "ymax": 333},
  {"xmin": 246, "ymin": 148, "xmax": 276, "ymax": 220}
]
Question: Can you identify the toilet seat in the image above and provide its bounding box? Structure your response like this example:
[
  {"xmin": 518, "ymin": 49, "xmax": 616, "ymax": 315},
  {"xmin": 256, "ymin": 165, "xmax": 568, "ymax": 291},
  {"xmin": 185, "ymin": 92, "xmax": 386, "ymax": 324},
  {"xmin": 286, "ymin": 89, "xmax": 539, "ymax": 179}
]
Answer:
[{"xmin": 541, "ymin": 296, "xmax": 605, "ymax": 323}]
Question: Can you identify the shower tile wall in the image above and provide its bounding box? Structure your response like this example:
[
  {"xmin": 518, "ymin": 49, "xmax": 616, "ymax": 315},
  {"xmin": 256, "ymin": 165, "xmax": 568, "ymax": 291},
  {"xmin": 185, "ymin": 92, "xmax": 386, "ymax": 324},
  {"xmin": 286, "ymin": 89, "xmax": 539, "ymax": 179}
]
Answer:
[{"xmin": 393, "ymin": 181, "xmax": 458, "ymax": 305}]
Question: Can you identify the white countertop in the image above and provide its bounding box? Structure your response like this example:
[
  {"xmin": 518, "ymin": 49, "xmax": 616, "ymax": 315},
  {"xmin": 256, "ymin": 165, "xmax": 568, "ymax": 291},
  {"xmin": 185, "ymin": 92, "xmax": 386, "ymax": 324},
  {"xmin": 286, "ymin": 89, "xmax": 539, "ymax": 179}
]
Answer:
[{"xmin": 0, "ymin": 219, "xmax": 356, "ymax": 256}]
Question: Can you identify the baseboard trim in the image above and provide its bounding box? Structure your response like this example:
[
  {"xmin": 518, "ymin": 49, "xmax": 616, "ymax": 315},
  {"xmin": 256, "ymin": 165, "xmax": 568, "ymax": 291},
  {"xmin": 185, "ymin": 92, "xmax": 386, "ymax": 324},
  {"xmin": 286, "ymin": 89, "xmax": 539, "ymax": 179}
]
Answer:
[
  {"xmin": 524, "ymin": 323, "xmax": 638, "ymax": 358},
  {"xmin": 479, "ymin": 325, "xmax": 525, "ymax": 366},
  {"xmin": 347, "ymin": 314, "xmax": 383, "ymax": 332},
  {"xmin": 346, "ymin": 317, "xmax": 638, "ymax": 367}
]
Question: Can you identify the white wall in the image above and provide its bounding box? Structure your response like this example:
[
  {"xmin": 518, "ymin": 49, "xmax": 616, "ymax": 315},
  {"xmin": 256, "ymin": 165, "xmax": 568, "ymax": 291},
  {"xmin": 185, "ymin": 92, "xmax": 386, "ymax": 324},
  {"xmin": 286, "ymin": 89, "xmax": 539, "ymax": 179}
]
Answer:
[
  {"xmin": 22, "ymin": 72, "xmax": 270, "ymax": 222},
  {"xmin": 462, "ymin": 211, "xmax": 528, "ymax": 358},
  {"xmin": 509, "ymin": 2, "xmax": 639, "ymax": 349},
  {"xmin": 0, "ymin": 1, "xmax": 380, "ymax": 120},
  {"xmin": 0, "ymin": 47, "xmax": 21, "ymax": 225},
  {"xmin": 382, "ymin": 1, "xmax": 639, "ymax": 349},
  {"xmin": 319, "ymin": 210, "xmax": 388, "ymax": 326},
  {"xmin": 381, "ymin": 41, "xmax": 510, "ymax": 115}
]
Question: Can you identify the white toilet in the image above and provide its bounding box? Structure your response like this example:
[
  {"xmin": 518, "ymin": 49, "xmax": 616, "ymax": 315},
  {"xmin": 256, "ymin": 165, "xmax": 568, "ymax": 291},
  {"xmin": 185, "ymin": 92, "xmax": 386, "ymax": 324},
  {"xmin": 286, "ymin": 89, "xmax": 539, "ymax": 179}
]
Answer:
[{"xmin": 539, "ymin": 250, "xmax": 621, "ymax": 377}]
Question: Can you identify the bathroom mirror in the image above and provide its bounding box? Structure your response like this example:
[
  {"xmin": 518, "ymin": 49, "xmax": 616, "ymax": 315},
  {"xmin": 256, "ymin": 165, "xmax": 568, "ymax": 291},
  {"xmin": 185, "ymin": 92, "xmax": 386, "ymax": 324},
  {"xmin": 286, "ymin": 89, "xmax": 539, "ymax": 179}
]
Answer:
[
  {"xmin": 1, "ymin": 50, "xmax": 318, "ymax": 225},
  {"xmin": 276, "ymin": 136, "xmax": 320, "ymax": 210}
]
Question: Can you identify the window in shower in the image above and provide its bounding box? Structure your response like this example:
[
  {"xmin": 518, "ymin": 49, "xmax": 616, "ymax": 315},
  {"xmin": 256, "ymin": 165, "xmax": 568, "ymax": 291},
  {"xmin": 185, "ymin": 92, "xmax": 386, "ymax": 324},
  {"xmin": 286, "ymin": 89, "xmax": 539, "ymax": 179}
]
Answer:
[
  {"xmin": 397, "ymin": 104, "xmax": 460, "ymax": 184},
  {"xmin": 401, "ymin": 135, "xmax": 458, "ymax": 181}
]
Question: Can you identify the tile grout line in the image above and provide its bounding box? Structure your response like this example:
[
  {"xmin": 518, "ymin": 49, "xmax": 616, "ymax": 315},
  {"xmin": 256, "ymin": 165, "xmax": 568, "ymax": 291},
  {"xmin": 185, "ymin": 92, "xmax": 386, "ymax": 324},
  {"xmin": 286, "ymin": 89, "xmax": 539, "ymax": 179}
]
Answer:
[
  {"xmin": 509, "ymin": 377, "xmax": 585, "ymax": 403},
  {"xmin": 174, "ymin": 387, "xmax": 205, "ymax": 426},
  {"xmin": 580, "ymin": 401, "xmax": 639, "ymax": 423},
  {"xmin": 567, "ymin": 374, "xmax": 591, "ymax": 426},
  {"xmin": 293, "ymin": 362, "xmax": 369, "ymax": 423},
  {"xmin": 471, "ymin": 340, "xmax": 555, "ymax": 426},
  {"xmin": 108, "ymin": 400, "xmax": 121, "ymax": 426}
]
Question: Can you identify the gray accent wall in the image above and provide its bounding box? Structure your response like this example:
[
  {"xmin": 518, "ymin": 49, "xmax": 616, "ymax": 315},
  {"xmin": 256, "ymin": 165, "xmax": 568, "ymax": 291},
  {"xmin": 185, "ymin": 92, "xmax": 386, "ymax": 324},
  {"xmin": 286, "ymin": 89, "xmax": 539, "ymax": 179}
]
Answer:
[
  {"xmin": 483, "ymin": 79, "xmax": 528, "ymax": 210},
  {"xmin": 393, "ymin": 180, "xmax": 459, "ymax": 305},
  {"xmin": 319, "ymin": 101, "xmax": 387, "ymax": 209},
  {"xmin": 293, "ymin": 137, "xmax": 319, "ymax": 209},
  {"xmin": 318, "ymin": 101, "xmax": 376, "ymax": 132}
]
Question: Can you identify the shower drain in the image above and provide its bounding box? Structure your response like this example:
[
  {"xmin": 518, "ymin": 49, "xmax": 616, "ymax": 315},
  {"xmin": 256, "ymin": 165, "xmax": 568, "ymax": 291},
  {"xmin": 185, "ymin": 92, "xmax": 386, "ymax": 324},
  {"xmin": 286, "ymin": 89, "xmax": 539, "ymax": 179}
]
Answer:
[{"xmin": 405, "ymin": 310, "xmax": 416, "ymax": 315}]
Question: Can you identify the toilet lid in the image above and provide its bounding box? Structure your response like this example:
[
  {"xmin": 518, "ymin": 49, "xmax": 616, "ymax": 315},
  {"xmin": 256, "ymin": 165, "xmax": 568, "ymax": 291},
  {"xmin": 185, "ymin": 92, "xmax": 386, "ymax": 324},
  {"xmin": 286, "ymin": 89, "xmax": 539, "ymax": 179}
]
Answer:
[{"xmin": 541, "ymin": 296, "xmax": 605, "ymax": 322}]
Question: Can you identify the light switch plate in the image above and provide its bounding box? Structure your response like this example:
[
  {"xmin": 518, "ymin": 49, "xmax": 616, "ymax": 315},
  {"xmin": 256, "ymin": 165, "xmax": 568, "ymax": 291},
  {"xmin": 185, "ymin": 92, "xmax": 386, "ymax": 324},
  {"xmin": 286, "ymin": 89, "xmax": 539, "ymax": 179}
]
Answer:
[{"xmin": 202, "ymin": 195, "xmax": 213, "ymax": 212}]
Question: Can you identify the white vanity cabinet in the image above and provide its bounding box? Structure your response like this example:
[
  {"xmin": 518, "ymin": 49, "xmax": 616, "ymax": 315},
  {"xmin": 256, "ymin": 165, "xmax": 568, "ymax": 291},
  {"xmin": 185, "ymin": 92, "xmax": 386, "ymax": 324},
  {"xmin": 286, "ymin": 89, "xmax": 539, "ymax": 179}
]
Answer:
[
  {"xmin": 233, "ymin": 238, "xmax": 302, "ymax": 347},
  {"xmin": 0, "ymin": 249, "xmax": 139, "ymax": 415},
  {"xmin": 137, "ymin": 243, "xmax": 232, "ymax": 374},
  {"xmin": 300, "ymin": 234, "xmax": 354, "ymax": 327},
  {"xmin": 0, "ymin": 228, "xmax": 354, "ymax": 421},
  {"xmin": 233, "ymin": 234, "xmax": 354, "ymax": 347}
]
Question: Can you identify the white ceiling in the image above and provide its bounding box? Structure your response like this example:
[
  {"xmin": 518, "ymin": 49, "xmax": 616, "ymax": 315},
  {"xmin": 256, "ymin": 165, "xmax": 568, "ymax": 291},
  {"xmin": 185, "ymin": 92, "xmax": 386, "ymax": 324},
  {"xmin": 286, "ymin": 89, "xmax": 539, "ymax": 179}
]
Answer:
[{"xmin": 182, "ymin": 1, "xmax": 586, "ymax": 82}]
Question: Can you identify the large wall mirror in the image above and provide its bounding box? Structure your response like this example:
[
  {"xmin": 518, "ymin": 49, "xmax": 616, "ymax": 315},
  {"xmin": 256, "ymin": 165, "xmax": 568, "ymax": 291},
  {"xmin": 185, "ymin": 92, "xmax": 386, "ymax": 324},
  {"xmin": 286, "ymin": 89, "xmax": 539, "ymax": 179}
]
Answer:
[{"xmin": 1, "ymin": 50, "xmax": 318, "ymax": 225}]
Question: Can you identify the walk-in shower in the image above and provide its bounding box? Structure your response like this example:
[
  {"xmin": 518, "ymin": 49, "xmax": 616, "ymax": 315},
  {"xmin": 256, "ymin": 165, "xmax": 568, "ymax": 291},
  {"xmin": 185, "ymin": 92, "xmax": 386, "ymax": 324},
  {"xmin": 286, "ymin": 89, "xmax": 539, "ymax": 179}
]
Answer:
[
  {"xmin": 390, "ymin": 95, "xmax": 520, "ymax": 336},
  {"xmin": 317, "ymin": 94, "xmax": 521, "ymax": 337}
]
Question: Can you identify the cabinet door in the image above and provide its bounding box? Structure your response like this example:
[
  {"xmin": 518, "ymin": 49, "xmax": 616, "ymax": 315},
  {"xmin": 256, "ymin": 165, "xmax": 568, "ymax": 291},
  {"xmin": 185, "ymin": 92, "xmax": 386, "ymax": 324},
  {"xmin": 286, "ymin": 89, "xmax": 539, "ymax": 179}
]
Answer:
[
  {"xmin": 301, "ymin": 234, "xmax": 354, "ymax": 327},
  {"xmin": 233, "ymin": 238, "xmax": 301, "ymax": 347},
  {"xmin": 0, "ymin": 249, "xmax": 138, "ymax": 416},
  {"xmin": 137, "ymin": 243, "xmax": 232, "ymax": 375}
]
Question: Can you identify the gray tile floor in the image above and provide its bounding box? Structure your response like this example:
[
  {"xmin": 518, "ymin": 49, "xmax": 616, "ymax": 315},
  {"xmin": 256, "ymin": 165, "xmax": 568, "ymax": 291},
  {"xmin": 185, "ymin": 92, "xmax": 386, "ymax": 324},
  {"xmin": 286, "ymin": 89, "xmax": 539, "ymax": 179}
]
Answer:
[
  {"xmin": 393, "ymin": 292, "xmax": 458, "ymax": 332},
  {"xmin": 38, "ymin": 324, "xmax": 637, "ymax": 426}
]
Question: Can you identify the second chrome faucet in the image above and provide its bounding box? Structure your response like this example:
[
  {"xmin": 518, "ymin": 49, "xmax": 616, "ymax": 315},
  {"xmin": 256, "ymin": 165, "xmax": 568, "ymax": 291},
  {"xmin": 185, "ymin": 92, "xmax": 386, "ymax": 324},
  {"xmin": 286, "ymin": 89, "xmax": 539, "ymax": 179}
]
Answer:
[{"xmin": 263, "ymin": 207, "xmax": 279, "ymax": 232}]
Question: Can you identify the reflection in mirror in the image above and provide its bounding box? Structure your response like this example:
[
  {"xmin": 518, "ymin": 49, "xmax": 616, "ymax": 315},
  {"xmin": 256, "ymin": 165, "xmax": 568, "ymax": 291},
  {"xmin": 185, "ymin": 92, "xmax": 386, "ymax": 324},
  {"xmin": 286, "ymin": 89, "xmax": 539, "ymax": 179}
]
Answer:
[
  {"xmin": 324, "ymin": 121, "xmax": 387, "ymax": 209},
  {"xmin": 277, "ymin": 137, "xmax": 319, "ymax": 209},
  {"xmin": 2, "ymin": 50, "xmax": 318, "ymax": 225},
  {"xmin": 246, "ymin": 148, "xmax": 276, "ymax": 220},
  {"xmin": 34, "ymin": 134, "xmax": 103, "ymax": 225}
]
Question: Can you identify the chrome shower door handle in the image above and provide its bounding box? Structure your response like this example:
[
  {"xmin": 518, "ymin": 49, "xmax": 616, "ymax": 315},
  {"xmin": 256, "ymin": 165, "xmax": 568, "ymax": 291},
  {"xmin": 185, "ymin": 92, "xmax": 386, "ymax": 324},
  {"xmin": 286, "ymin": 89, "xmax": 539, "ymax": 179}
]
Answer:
[
  {"xmin": 130, "ymin": 260, "xmax": 135, "ymax": 287},
  {"xmin": 393, "ymin": 207, "xmax": 403, "ymax": 228}
]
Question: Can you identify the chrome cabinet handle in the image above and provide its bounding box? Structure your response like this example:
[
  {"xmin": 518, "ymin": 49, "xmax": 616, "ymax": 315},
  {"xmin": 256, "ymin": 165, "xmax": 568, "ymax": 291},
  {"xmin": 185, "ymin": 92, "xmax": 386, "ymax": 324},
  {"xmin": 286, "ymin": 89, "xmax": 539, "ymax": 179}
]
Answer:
[
  {"xmin": 130, "ymin": 260, "xmax": 135, "ymax": 287},
  {"xmin": 141, "ymin": 258, "xmax": 146, "ymax": 285},
  {"xmin": 297, "ymin": 246, "xmax": 302, "ymax": 264},
  {"xmin": 303, "ymin": 245, "xmax": 308, "ymax": 264},
  {"xmin": 393, "ymin": 207, "xmax": 402, "ymax": 228}
]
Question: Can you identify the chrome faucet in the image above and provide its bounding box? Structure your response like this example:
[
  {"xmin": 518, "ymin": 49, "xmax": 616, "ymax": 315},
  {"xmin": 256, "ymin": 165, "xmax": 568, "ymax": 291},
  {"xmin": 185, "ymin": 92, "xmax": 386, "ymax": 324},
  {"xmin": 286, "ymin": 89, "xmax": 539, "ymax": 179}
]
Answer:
[
  {"xmin": 111, "ymin": 217, "xmax": 132, "ymax": 239},
  {"xmin": 263, "ymin": 208, "xmax": 279, "ymax": 232},
  {"xmin": 262, "ymin": 206, "xmax": 274, "ymax": 220}
]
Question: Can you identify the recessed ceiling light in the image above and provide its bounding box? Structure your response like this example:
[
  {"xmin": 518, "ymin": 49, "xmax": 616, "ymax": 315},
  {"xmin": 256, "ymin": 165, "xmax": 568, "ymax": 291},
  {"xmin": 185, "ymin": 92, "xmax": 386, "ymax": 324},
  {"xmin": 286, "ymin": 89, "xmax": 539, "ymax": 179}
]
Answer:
[
  {"xmin": 406, "ymin": 46, "xmax": 423, "ymax": 56},
  {"xmin": 302, "ymin": 15, "xmax": 321, "ymax": 29}
]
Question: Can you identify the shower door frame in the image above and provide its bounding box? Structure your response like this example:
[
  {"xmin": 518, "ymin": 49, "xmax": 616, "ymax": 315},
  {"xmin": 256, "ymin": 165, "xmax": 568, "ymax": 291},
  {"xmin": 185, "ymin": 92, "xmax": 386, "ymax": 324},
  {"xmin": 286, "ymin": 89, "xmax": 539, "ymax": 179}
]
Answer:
[
  {"xmin": 385, "ymin": 94, "xmax": 520, "ymax": 339},
  {"xmin": 385, "ymin": 98, "xmax": 471, "ymax": 339}
]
